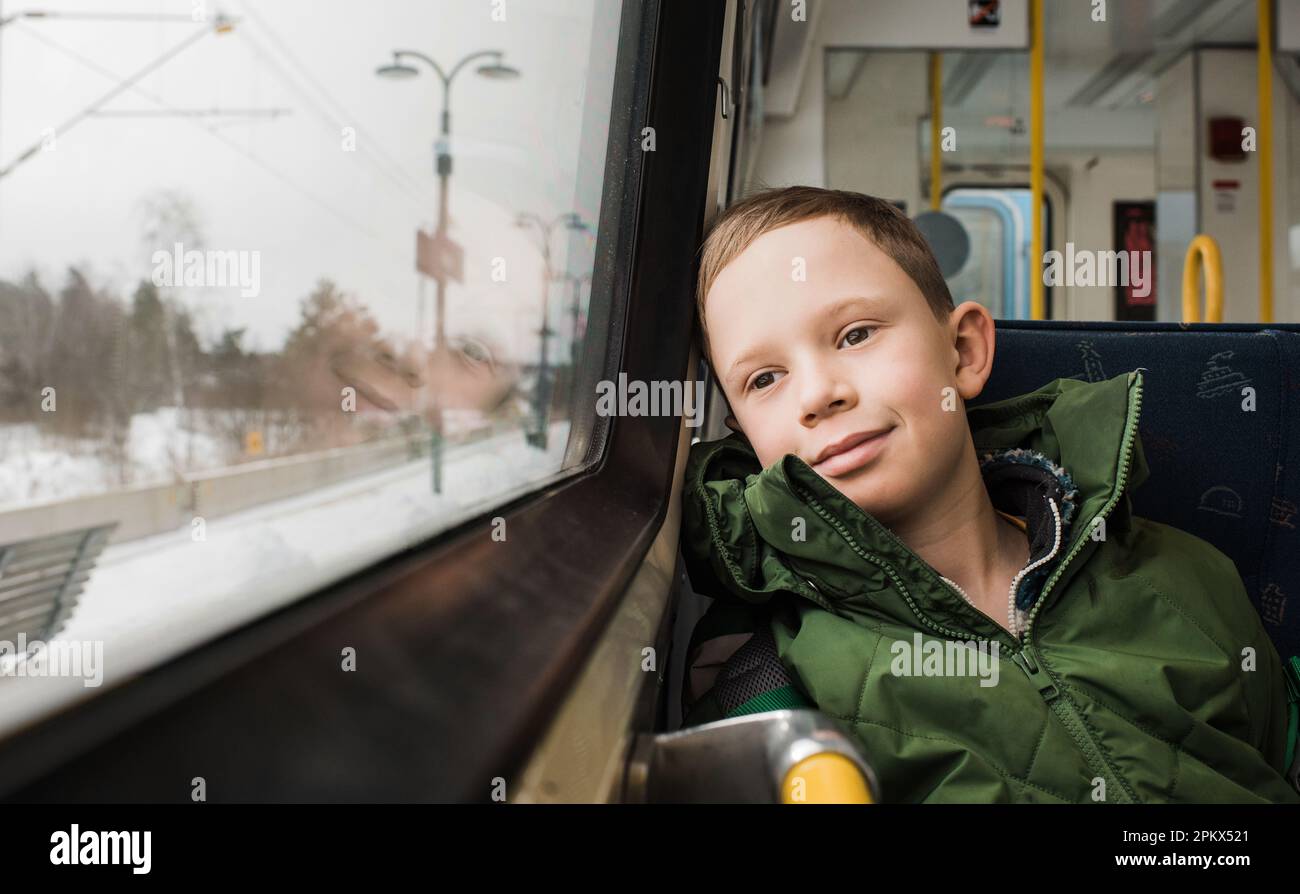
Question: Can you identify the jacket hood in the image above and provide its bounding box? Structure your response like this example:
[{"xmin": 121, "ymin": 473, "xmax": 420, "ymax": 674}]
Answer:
[{"xmin": 681, "ymin": 370, "xmax": 1147, "ymax": 639}]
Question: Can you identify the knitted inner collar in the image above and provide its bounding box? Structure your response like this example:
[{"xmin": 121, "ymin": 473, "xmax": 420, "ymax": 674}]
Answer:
[{"xmin": 979, "ymin": 448, "xmax": 1080, "ymax": 611}]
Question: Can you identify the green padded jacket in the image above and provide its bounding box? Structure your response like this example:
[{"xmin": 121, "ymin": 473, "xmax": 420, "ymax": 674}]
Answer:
[{"xmin": 680, "ymin": 369, "xmax": 1300, "ymax": 803}]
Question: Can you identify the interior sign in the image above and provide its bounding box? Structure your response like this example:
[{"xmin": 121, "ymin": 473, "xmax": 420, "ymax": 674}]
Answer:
[{"xmin": 969, "ymin": 1, "xmax": 1000, "ymax": 27}]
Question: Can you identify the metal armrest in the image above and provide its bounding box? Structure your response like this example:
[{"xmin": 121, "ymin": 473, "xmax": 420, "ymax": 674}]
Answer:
[{"xmin": 623, "ymin": 709, "xmax": 879, "ymax": 803}]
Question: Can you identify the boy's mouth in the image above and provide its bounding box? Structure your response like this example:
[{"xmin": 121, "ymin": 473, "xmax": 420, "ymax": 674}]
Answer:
[{"xmin": 811, "ymin": 427, "xmax": 893, "ymax": 477}]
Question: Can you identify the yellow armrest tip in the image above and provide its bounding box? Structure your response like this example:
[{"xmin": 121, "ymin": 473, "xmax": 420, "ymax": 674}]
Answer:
[{"xmin": 781, "ymin": 754, "xmax": 874, "ymax": 804}]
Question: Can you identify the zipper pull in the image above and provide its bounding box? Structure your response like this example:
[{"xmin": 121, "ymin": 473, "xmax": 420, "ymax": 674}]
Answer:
[{"xmin": 1013, "ymin": 647, "xmax": 1059, "ymax": 701}]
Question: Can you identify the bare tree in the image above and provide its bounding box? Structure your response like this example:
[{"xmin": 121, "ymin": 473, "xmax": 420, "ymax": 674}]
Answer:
[{"xmin": 135, "ymin": 189, "xmax": 207, "ymax": 468}]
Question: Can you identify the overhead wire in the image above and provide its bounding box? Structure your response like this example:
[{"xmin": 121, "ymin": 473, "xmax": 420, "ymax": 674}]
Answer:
[
  {"xmin": 9, "ymin": 20, "xmax": 405, "ymax": 256},
  {"xmin": 5, "ymin": 20, "xmax": 421, "ymax": 344},
  {"xmin": 230, "ymin": 0, "xmax": 438, "ymax": 215}
]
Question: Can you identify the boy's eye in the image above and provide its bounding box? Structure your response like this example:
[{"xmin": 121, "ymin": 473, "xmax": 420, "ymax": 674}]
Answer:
[
  {"xmin": 742, "ymin": 325, "xmax": 872, "ymax": 393},
  {"xmin": 455, "ymin": 337, "xmax": 494, "ymax": 367},
  {"xmin": 839, "ymin": 325, "xmax": 873, "ymax": 348}
]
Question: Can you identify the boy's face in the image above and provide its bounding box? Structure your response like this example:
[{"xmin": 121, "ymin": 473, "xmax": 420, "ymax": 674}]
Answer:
[{"xmin": 704, "ymin": 215, "xmax": 992, "ymax": 525}]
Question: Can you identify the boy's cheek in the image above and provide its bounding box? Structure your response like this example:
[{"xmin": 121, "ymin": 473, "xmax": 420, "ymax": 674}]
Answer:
[
  {"xmin": 742, "ymin": 421, "xmax": 788, "ymax": 471},
  {"xmin": 885, "ymin": 367, "xmax": 951, "ymax": 425}
]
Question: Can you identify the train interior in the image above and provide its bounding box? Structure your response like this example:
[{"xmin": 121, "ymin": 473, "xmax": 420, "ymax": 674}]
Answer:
[{"xmin": 1, "ymin": 0, "xmax": 1300, "ymax": 802}]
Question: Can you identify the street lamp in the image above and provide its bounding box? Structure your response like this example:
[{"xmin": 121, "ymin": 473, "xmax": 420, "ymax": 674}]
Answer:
[
  {"xmin": 568, "ymin": 269, "xmax": 593, "ymax": 367},
  {"xmin": 515, "ymin": 212, "xmax": 587, "ymax": 450},
  {"xmin": 375, "ymin": 47, "xmax": 519, "ymax": 493}
]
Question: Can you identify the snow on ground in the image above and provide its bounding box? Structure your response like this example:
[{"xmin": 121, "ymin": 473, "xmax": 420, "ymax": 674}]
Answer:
[
  {"xmin": 0, "ymin": 406, "xmax": 518, "ymax": 510},
  {"xmin": 0, "ymin": 419, "xmax": 572, "ymax": 736},
  {"xmin": 0, "ymin": 408, "xmax": 229, "ymax": 508}
]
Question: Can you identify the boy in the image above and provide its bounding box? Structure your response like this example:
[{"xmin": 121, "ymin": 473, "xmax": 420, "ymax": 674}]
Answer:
[{"xmin": 680, "ymin": 185, "xmax": 1300, "ymax": 803}]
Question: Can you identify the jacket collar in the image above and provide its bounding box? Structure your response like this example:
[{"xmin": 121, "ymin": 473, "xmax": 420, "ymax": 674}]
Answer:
[
  {"xmin": 979, "ymin": 447, "xmax": 1078, "ymax": 612},
  {"xmin": 681, "ymin": 370, "xmax": 1146, "ymax": 638}
]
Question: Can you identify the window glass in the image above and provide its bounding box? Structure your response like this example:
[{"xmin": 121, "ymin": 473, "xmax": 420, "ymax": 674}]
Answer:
[{"xmin": 0, "ymin": 0, "xmax": 623, "ymax": 728}]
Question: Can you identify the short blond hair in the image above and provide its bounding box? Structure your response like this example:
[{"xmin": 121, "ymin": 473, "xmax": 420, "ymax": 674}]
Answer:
[{"xmin": 695, "ymin": 186, "xmax": 955, "ymax": 366}]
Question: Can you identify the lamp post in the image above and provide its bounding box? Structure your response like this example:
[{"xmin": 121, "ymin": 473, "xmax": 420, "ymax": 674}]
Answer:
[
  {"xmin": 515, "ymin": 212, "xmax": 586, "ymax": 450},
  {"xmin": 568, "ymin": 270, "xmax": 592, "ymax": 367},
  {"xmin": 376, "ymin": 48, "xmax": 519, "ymax": 493}
]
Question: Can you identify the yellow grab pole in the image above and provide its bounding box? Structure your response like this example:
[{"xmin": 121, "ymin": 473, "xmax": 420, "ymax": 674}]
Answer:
[
  {"xmin": 930, "ymin": 52, "xmax": 942, "ymax": 211},
  {"xmin": 1183, "ymin": 234, "xmax": 1225, "ymax": 323},
  {"xmin": 1257, "ymin": 0, "xmax": 1274, "ymax": 322},
  {"xmin": 1030, "ymin": 0, "xmax": 1045, "ymax": 320}
]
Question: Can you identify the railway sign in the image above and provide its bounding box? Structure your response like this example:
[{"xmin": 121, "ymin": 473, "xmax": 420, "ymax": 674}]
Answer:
[{"xmin": 417, "ymin": 228, "xmax": 464, "ymax": 284}]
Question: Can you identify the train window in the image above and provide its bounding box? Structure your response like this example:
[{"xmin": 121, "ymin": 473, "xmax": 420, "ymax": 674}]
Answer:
[{"xmin": 0, "ymin": 0, "xmax": 622, "ymax": 733}]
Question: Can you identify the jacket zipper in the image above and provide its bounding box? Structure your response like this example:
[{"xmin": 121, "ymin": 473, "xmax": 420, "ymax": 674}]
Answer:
[
  {"xmin": 1012, "ymin": 371, "xmax": 1146, "ymax": 804},
  {"xmin": 1026, "ymin": 372, "xmax": 1144, "ymax": 634},
  {"xmin": 940, "ymin": 497, "xmax": 1063, "ymax": 638},
  {"xmin": 1005, "ymin": 498, "xmax": 1062, "ymax": 637}
]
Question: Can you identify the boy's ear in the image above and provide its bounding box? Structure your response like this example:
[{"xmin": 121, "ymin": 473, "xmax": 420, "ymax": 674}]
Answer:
[
  {"xmin": 948, "ymin": 300, "xmax": 996, "ymax": 401},
  {"xmin": 724, "ymin": 413, "xmax": 742, "ymax": 433}
]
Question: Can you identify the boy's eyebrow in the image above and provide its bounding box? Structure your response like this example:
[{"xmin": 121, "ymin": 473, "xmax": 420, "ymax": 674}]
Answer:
[
  {"xmin": 724, "ymin": 343, "xmax": 777, "ymax": 386},
  {"xmin": 723, "ymin": 295, "xmax": 886, "ymax": 386},
  {"xmin": 822, "ymin": 294, "xmax": 886, "ymax": 319}
]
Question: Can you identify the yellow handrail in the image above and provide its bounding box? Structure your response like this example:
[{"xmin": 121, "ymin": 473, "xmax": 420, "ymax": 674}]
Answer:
[
  {"xmin": 1030, "ymin": 0, "xmax": 1045, "ymax": 320},
  {"xmin": 1257, "ymin": 0, "xmax": 1274, "ymax": 322},
  {"xmin": 1182, "ymin": 234, "xmax": 1224, "ymax": 323},
  {"xmin": 930, "ymin": 52, "xmax": 942, "ymax": 211}
]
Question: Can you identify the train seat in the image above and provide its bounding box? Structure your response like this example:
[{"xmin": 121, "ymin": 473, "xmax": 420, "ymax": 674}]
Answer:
[{"xmin": 975, "ymin": 320, "xmax": 1300, "ymax": 664}]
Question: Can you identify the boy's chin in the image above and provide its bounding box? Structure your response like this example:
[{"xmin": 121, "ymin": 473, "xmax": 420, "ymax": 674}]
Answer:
[{"xmin": 819, "ymin": 474, "xmax": 910, "ymax": 523}]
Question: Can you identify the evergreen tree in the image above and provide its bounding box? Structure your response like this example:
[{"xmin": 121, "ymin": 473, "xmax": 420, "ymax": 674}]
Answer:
[
  {"xmin": 127, "ymin": 280, "xmax": 171, "ymax": 410},
  {"xmin": 0, "ymin": 272, "xmax": 56, "ymax": 421}
]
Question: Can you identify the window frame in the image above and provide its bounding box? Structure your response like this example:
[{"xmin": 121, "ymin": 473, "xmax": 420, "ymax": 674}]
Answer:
[{"xmin": 0, "ymin": 0, "xmax": 728, "ymax": 803}]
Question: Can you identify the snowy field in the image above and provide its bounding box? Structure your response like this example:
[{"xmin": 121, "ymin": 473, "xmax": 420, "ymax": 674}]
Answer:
[
  {"xmin": 0, "ymin": 409, "xmax": 227, "ymax": 507},
  {"xmin": 0, "ymin": 405, "xmax": 510, "ymax": 509},
  {"xmin": 0, "ymin": 418, "xmax": 572, "ymax": 737}
]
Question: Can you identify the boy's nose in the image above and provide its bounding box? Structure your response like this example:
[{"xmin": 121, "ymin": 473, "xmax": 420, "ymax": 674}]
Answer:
[{"xmin": 799, "ymin": 379, "xmax": 857, "ymax": 428}]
